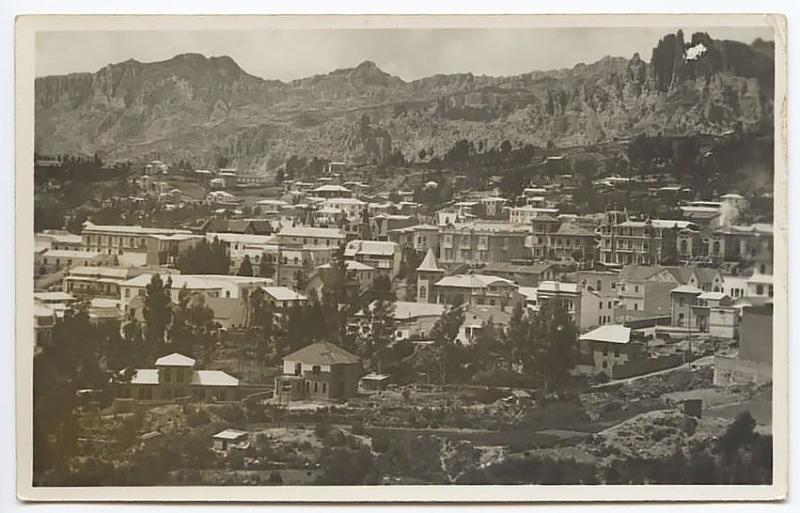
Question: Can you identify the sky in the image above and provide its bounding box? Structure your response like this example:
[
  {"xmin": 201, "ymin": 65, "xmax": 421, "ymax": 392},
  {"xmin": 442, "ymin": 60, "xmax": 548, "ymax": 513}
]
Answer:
[{"xmin": 35, "ymin": 26, "xmax": 774, "ymax": 81}]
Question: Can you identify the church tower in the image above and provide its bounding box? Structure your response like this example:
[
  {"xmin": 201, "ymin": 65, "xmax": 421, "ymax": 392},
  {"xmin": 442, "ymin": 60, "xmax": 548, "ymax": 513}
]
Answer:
[{"xmin": 416, "ymin": 248, "xmax": 445, "ymax": 303}]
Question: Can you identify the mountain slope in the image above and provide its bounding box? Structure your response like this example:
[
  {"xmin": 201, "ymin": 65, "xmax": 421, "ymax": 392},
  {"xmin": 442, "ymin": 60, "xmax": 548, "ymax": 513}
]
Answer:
[{"xmin": 34, "ymin": 31, "xmax": 774, "ymax": 171}]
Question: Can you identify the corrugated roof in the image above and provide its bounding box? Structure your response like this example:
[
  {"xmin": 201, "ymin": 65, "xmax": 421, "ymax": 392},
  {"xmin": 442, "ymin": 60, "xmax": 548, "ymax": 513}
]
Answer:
[{"xmin": 283, "ymin": 341, "xmax": 360, "ymax": 366}]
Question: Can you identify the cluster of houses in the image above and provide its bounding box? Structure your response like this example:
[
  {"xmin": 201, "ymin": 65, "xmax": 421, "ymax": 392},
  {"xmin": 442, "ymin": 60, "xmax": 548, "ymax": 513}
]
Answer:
[{"xmin": 33, "ymin": 162, "xmax": 775, "ymax": 405}]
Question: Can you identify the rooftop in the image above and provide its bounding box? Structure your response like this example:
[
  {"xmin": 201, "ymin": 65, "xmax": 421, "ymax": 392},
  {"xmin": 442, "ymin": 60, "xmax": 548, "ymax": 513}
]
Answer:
[
  {"xmin": 579, "ymin": 325, "xmax": 631, "ymax": 344},
  {"xmin": 213, "ymin": 429, "xmax": 249, "ymax": 440},
  {"xmin": 318, "ymin": 259, "xmax": 375, "ymax": 272},
  {"xmin": 82, "ymin": 222, "xmax": 192, "ymax": 236},
  {"xmin": 129, "ymin": 368, "xmax": 239, "ymax": 387},
  {"xmin": 435, "ymin": 274, "xmax": 514, "ymax": 289},
  {"xmin": 382, "ymin": 301, "xmax": 446, "ymax": 321},
  {"xmin": 264, "ymin": 286, "xmax": 307, "ymax": 302},
  {"xmin": 345, "ymin": 240, "xmax": 398, "ymax": 257},
  {"xmin": 310, "ymin": 185, "xmax": 352, "ymax": 193},
  {"xmin": 283, "ymin": 341, "xmax": 360, "ymax": 366},
  {"xmin": 121, "ymin": 274, "xmax": 272, "ymax": 290},
  {"xmin": 155, "ymin": 353, "xmax": 196, "ymax": 367},
  {"xmin": 278, "ymin": 226, "xmax": 345, "ymax": 239},
  {"xmin": 671, "ymin": 285, "xmax": 703, "ymax": 294},
  {"xmin": 417, "ymin": 248, "xmax": 443, "ymax": 273}
]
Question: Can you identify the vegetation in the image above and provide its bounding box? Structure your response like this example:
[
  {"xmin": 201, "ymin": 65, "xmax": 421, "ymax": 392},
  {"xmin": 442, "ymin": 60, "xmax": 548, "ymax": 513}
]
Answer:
[{"xmin": 176, "ymin": 237, "xmax": 230, "ymax": 275}]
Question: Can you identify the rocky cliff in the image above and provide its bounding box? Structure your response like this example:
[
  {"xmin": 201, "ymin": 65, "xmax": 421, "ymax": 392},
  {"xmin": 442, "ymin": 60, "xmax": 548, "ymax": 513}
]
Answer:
[{"xmin": 34, "ymin": 32, "xmax": 774, "ymax": 171}]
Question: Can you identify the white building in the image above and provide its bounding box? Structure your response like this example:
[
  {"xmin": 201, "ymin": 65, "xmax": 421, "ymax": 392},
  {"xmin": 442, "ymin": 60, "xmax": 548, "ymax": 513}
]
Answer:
[
  {"xmin": 344, "ymin": 240, "xmax": 402, "ymax": 278},
  {"xmin": 120, "ymin": 274, "xmax": 272, "ymax": 312}
]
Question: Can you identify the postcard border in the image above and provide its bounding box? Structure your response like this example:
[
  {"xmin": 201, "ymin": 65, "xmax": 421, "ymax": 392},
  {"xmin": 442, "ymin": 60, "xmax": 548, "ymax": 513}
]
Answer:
[{"xmin": 15, "ymin": 13, "xmax": 789, "ymax": 502}]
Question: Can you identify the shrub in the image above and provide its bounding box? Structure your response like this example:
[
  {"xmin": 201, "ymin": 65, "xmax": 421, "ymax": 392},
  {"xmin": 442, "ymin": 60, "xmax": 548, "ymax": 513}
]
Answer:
[
  {"xmin": 216, "ymin": 404, "xmax": 246, "ymax": 425},
  {"xmin": 187, "ymin": 408, "xmax": 211, "ymax": 427}
]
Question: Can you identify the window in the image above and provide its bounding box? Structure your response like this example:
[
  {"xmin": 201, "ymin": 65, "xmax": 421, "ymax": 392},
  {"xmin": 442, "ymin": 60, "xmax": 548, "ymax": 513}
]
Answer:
[
  {"xmin": 608, "ymin": 301, "xmax": 612, "ymax": 309},
  {"xmin": 614, "ymin": 348, "xmax": 620, "ymax": 358},
  {"xmin": 756, "ymin": 285, "xmax": 764, "ymax": 295},
  {"xmin": 634, "ymin": 285, "xmax": 639, "ymax": 293},
  {"xmin": 312, "ymin": 365, "xmax": 321, "ymax": 375},
  {"xmin": 314, "ymin": 382, "xmax": 318, "ymax": 393},
  {"xmin": 602, "ymin": 361, "xmax": 608, "ymax": 369},
  {"xmin": 634, "ymin": 303, "xmax": 639, "ymax": 311},
  {"xmin": 602, "ymin": 345, "xmax": 608, "ymax": 356},
  {"xmin": 322, "ymin": 383, "xmax": 327, "ymax": 394},
  {"xmin": 596, "ymin": 280, "xmax": 602, "ymax": 292},
  {"xmin": 162, "ymin": 368, "xmax": 172, "ymax": 382},
  {"xmin": 294, "ymin": 363, "xmax": 302, "ymax": 375},
  {"xmin": 599, "ymin": 301, "xmax": 603, "ymax": 310}
]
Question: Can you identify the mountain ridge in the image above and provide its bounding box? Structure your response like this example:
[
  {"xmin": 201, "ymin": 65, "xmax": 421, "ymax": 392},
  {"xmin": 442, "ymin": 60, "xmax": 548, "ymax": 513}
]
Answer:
[{"xmin": 34, "ymin": 31, "xmax": 774, "ymax": 171}]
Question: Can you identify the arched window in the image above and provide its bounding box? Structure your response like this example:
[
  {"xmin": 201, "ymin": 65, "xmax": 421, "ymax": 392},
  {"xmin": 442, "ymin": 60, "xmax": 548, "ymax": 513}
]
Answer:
[
  {"xmin": 680, "ymin": 239, "xmax": 688, "ymax": 254},
  {"xmin": 713, "ymin": 241, "xmax": 721, "ymax": 255}
]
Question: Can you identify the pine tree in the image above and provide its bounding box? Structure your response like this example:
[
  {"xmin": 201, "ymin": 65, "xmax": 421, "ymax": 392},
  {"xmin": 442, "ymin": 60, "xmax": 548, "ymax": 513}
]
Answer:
[{"xmin": 143, "ymin": 274, "xmax": 173, "ymax": 349}]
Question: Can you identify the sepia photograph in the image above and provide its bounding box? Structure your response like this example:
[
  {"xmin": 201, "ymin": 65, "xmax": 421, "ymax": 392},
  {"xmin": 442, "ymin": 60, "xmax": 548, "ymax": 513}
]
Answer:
[{"xmin": 15, "ymin": 14, "xmax": 787, "ymax": 502}]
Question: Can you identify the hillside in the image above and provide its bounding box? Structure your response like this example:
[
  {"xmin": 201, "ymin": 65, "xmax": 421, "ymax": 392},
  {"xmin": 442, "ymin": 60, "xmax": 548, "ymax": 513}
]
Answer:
[{"xmin": 34, "ymin": 31, "xmax": 774, "ymax": 172}]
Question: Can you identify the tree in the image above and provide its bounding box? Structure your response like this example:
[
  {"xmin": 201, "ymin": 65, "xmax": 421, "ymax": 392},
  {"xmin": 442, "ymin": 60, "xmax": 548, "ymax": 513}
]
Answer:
[
  {"xmin": 718, "ymin": 411, "xmax": 757, "ymax": 455},
  {"xmin": 428, "ymin": 305, "xmax": 465, "ymax": 384},
  {"xmin": 167, "ymin": 286, "xmax": 216, "ymax": 359},
  {"xmin": 536, "ymin": 300, "xmax": 578, "ymax": 391},
  {"xmin": 176, "ymin": 237, "xmax": 231, "ymax": 275},
  {"xmin": 238, "ymin": 255, "xmax": 254, "ymax": 277},
  {"xmin": 143, "ymin": 274, "xmax": 173, "ymax": 348},
  {"xmin": 371, "ymin": 274, "xmax": 393, "ymax": 302},
  {"xmin": 247, "ymin": 287, "xmax": 277, "ymax": 360},
  {"xmin": 365, "ymin": 299, "xmax": 396, "ymax": 372},
  {"xmin": 34, "ymin": 304, "xmax": 106, "ymax": 474}
]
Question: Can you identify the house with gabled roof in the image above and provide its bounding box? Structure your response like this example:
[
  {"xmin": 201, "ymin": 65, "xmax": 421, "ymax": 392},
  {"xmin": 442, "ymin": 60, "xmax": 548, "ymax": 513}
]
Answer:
[{"xmin": 274, "ymin": 342, "xmax": 362, "ymax": 403}]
